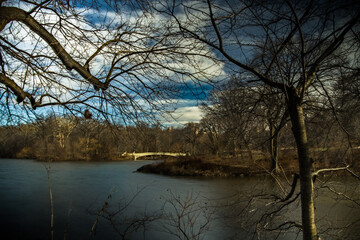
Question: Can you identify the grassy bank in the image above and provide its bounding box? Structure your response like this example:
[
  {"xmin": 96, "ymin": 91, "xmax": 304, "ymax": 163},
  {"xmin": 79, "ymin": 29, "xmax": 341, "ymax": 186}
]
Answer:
[{"xmin": 137, "ymin": 148, "xmax": 360, "ymax": 177}]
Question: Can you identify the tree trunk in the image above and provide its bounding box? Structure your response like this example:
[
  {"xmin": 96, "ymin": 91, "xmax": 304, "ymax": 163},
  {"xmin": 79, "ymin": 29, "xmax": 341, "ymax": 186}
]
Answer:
[
  {"xmin": 288, "ymin": 95, "xmax": 318, "ymax": 240},
  {"xmin": 242, "ymin": 136, "xmax": 253, "ymax": 162},
  {"xmin": 269, "ymin": 123, "xmax": 279, "ymax": 173}
]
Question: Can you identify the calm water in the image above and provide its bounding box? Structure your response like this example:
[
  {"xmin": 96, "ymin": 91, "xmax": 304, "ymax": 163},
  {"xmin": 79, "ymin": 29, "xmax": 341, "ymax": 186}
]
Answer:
[{"xmin": 0, "ymin": 159, "xmax": 359, "ymax": 240}]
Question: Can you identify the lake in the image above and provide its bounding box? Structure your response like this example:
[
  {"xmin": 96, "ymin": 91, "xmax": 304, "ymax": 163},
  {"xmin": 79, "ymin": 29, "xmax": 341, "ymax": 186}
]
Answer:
[{"xmin": 0, "ymin": 159, "xmax": 359, "ymax": 239}]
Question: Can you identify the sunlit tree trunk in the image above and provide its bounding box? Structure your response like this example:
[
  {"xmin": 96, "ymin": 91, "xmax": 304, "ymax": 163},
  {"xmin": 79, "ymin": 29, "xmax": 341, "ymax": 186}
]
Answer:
[{"xmin": 288, "ymin": 91, "xmax": 318, "ymax": 240}]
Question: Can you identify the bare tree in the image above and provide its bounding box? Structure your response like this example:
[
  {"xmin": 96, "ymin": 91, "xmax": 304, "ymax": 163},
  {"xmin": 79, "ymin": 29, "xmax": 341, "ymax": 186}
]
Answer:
[
  {"xmin": 157, "ymin": 0, "xmax": 360, "ymax": 239},
  {"xmin": 257, "ymin": 86, "xmax": 288, "ymax": 173},
  {"xmin": 202, "ymin": 80, "xmax": 261, "ymax": 160},
  {"xmin": 160, "ymin": 190, "xmax": 214, "ymax": 240},
  {"xmin": 88, "ymin": 187, "xmax": 161, "ymax": 240},
  {"xmin": 184, "ymin": 123, "xmax": 198, "ymax": 155},
  {"xmin": 0, "ymin": 0, "xmax": 220, "ymax": 123},
  {"xmin": 45, "ymin": 163, "xmax": 54, "ymax": 240},
  {"xmin": 199, "ymin": 114, "xmax": 220, "ymax": 155},
  {"xmin": 202, "ymin": 78, "xmax": 288, "ymax": 171}
]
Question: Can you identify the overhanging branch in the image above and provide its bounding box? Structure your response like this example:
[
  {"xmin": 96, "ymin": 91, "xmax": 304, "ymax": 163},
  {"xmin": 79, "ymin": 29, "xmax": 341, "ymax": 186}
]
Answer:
[
  {"xmin": 0, "ymin": 73, "xmax": 36, "ymax": 107},
  {"xmin": 0, "ymin": 6, "xmax": 107, "ymax": 91}
]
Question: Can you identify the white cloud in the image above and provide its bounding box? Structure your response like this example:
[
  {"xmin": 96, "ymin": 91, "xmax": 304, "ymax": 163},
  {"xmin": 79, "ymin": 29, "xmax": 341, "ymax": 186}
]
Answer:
[{"xmin": 161, "ymin": 106, "xmax": 204, "ymax": 126}]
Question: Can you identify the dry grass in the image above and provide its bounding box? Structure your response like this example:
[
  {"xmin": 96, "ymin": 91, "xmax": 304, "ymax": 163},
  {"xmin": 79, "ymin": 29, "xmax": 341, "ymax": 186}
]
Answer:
[{"xmin": 137, "ymin": 147, "xmax": 360, "ymax": 177}]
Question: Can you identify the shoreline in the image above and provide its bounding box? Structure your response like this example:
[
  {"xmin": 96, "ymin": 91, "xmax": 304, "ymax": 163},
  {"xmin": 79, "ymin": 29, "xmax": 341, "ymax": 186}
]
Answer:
[
  {"xmin": 2, "ymin": 156, "xmax": 355, "ymax": 178},
  {"xmin": 137, "ymin": 156, "xmax": 279, "ymax": 177},
  {"xmin": 136, "ymin": 156, "xmax": 355, "ymax": 178}
]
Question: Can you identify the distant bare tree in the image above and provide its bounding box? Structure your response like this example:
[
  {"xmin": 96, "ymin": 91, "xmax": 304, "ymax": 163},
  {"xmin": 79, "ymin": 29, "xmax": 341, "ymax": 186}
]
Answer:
[
  {"xmin": 199, "ymin": 114, "xmax": 220, "ymax": 155},
  {"xmin": 183, "ymin": 122, "xmax": 201, "ymax": 155},
  {"xmin": 202, "ymin": 80, "xmax": 261, "ymax": 160},
  {"xmin": 202, "ymin": 78, "xmax": 288, "ymax": 171}
]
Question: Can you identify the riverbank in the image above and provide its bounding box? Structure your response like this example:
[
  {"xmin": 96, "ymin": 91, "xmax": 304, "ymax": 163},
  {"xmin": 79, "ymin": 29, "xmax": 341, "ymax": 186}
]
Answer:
[
  {"xmin": 136, "ymin": 156, "xmax": 273, "ymax": 177},
  {"xmin": 136, "ymin": 150, "xmax": 359, "ymax": 177}
]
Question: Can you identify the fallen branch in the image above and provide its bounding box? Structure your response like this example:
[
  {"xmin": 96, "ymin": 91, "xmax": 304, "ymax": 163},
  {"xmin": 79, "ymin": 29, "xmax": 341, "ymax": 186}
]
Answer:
[{"xmin": 313, "ymin": 165, "xmax": 349, "ymax": 176}]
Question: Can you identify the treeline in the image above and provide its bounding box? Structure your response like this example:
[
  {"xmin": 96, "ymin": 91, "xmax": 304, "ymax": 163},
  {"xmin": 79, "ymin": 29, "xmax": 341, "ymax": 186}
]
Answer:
[
  {"xmin": 0, "ymin": 101, "xmax": 359, "ymax": 171},
  {"xmin": 199, "ymin": 77, "xmax": 360, "ymax": 172},
  {"xmin": 0, "ymin": 115, "xmax": 218, "ymax": 161},
  {"xmin": 1, "ymin": 77, "xmax": 359, "ymax": 167}
]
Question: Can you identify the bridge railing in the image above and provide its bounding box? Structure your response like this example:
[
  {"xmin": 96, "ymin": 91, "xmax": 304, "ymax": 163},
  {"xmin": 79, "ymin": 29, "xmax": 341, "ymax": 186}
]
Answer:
[{"xmin": 129, "ymin": 152, "xmax": 187, "ymax": 160}]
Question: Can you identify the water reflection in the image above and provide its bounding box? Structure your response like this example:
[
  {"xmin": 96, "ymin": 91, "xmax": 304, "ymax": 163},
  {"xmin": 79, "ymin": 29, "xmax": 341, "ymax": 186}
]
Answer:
[{"xmin": 0, "ymin": 159, "xmax": 359, "ymax": 239}]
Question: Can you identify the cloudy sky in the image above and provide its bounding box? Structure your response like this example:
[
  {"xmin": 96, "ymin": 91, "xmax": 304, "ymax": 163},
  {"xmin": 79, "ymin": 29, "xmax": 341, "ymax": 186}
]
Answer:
[
  {"xmin": 159, "ymin": 82, "xmax": 214, "ymax": 126},
  {"xmin": 1, "ymin": 1, "xmax": 225, "ymax": 126}
]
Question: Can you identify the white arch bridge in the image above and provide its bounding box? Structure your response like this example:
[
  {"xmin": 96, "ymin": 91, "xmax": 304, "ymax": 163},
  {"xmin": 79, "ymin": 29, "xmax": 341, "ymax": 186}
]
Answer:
[{"xmin": 123, "ymin": 152, "xmax": 187, "ymax": 160}]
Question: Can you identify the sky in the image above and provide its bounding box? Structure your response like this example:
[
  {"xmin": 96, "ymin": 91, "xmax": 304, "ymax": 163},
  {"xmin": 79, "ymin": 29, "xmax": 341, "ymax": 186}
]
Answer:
[
  {"xmin": 0, "ymin": 0, "xmax": 226, "ymax": 126},
  {"xmin": 159, "ymin": 82, "xmax": 214, "ymax": 126}
]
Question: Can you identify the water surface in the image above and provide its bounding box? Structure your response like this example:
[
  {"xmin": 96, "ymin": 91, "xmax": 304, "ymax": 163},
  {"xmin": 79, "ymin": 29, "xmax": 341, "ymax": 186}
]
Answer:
[{"xmin": 0, "ymin": 159, "xmax": 359, "ymax": 239}]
